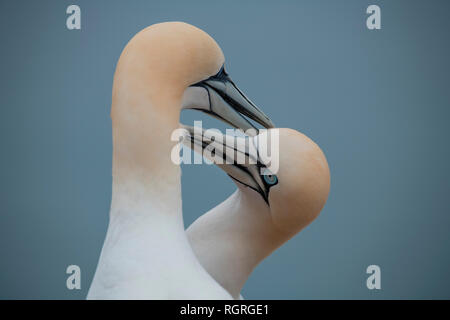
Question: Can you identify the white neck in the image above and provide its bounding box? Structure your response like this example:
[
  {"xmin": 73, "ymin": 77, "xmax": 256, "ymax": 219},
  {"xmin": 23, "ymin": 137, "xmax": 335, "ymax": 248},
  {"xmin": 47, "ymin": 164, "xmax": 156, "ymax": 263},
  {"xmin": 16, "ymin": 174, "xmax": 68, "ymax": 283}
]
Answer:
[
  {"xmin": 108, "ymin": 92, "xmax": 185, "ymax": 237},
  {"xmin": 187, "ymin": 188, "xmax": 286, "ymax": 299},
  {"xmin": 88, "ymin": 96, "xmax": 231, "ymax": 299}
]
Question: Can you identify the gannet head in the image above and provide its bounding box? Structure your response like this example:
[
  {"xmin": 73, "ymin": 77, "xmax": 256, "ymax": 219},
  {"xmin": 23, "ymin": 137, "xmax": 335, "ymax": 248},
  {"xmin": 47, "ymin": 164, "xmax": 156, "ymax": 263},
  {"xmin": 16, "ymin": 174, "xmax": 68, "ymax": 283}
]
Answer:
[
  {"xmin": 184, "ymin": 127, "xmax": 330, "ymax": 235},
  {"xmin": 112, "ymin": 21, "xmax": 273, "ymax": 131},
  {"xmin": 264, "ymin": 128, "xmax": 330, "ymax": 234}
]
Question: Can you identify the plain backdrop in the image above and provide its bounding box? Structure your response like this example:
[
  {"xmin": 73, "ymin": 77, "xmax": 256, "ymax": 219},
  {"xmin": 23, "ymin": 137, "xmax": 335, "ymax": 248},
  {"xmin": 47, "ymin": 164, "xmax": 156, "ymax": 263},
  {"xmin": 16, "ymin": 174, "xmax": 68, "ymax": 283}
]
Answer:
[{"xmin": 0, "ymin": 0, "xmax": 449, "ymax": 299}]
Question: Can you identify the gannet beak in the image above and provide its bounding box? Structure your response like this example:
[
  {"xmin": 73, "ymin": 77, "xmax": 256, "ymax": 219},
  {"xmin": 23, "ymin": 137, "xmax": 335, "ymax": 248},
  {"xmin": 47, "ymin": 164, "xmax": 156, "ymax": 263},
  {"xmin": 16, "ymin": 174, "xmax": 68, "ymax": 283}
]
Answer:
[
  {"xmin": 182, "ymin": 66, "xmax": 274, "ymax": 136},
  {"xmin": 181, "ymin": 125, "xmax": 278, "ymax": 203}
]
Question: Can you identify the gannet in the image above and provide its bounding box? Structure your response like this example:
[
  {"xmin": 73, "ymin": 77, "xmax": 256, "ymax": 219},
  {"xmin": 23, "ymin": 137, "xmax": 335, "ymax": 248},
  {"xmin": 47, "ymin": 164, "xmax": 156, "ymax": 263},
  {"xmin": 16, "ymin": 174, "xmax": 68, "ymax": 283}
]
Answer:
[
  {"xmin": 87, "ymin": 22, "xmax": 273, "ymax": 299},
  {"xmin": 184, "ymin": 127, "xmax": 330, "ymax": 299}
]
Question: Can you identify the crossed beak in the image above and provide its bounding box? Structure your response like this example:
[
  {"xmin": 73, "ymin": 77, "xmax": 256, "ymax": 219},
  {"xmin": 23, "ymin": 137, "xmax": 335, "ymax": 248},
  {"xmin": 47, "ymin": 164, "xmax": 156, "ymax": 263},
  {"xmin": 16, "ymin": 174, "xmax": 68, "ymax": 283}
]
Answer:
[
  {"xmin": 182, "ymin": 66, "xmax": 275, "ymax": 136},
  {"xmin": 181, "ymin": 125, "xmax": 279, "ymax": 203}
]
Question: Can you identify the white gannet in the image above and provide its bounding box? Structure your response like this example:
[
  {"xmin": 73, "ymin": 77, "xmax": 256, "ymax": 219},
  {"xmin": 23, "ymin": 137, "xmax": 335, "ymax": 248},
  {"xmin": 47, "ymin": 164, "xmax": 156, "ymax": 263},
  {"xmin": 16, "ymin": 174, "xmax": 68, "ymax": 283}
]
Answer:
[
  {"xmin": 184, "ymin": 127, "xmax": 330, "ymax": 299},
  {"xmin": 87, "ymin": 22, "xmax": 273, "ymax": 299}
]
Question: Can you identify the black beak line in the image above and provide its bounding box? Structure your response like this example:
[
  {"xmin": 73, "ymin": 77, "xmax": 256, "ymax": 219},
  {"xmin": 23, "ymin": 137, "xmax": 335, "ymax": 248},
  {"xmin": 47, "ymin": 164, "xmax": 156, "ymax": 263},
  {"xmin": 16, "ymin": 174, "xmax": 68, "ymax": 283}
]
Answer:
[{"xmin": 190, "ymin": 66, "xmax": 275, "ymax": 136}]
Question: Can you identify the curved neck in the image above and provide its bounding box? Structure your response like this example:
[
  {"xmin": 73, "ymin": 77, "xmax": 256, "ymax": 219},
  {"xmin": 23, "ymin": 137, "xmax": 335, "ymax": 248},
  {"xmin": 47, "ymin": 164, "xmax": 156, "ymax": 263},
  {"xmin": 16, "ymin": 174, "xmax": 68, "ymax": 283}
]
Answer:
[
  {"xmin": 110, "ymin": 92, "xmax": 183, "ymax": 225},
  {"xmin": 186, "ymin": 189, "xmax": 287, "ymax": 299}
]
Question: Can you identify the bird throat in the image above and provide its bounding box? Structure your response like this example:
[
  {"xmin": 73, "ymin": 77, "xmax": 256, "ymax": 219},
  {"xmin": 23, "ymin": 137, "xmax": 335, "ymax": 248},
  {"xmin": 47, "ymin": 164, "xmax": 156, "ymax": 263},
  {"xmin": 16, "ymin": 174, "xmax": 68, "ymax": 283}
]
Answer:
[{"xmin": 110, "ymin": 94, "xmax": 184, "ymax": 226}]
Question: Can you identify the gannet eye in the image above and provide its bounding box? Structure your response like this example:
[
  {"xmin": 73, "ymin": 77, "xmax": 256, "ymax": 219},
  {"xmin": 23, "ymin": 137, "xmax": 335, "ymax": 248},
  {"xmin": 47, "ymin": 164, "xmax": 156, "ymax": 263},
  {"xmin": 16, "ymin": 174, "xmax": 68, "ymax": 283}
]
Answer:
[
  {"xmin": 263, "ymin": 174, "xmax": 278, "ymax": 185},
  {"xmin": 261, "ymin": 168, "xmax": 278, "ymax": 186}
]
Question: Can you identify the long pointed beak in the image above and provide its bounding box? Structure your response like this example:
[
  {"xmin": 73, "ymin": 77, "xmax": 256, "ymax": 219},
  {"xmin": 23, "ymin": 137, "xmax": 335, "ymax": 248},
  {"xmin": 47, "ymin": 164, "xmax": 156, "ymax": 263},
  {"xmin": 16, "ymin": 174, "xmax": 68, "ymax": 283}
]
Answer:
[
  {"xmin": 181, "ymin": 125, "xmax": 278, "ymax": 203},
  {"xmin": 182, "ymin": 66, "xmax": 274, "ymax": 136}
]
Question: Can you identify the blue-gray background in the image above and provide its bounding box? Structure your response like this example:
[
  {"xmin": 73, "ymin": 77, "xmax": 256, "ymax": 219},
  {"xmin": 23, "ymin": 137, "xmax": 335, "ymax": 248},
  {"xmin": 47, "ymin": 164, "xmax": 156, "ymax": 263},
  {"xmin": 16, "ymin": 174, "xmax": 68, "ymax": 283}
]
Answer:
[{"xmin": 1, "ymin": 0, "xmax": 449, "ymax": 299}]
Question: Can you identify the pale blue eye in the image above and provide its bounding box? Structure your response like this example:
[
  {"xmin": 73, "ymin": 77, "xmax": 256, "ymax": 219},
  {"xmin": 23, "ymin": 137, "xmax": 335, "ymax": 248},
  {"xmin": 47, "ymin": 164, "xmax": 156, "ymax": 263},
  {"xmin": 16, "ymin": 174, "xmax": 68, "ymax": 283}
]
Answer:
[{"xmin": 263, "ymin": 174, "xmax": 278, "ymax": 185}]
